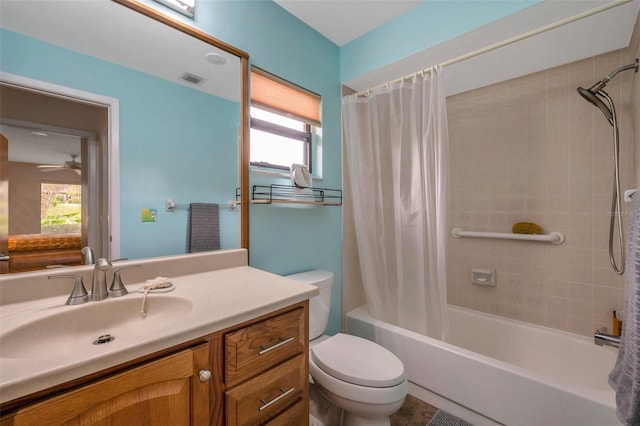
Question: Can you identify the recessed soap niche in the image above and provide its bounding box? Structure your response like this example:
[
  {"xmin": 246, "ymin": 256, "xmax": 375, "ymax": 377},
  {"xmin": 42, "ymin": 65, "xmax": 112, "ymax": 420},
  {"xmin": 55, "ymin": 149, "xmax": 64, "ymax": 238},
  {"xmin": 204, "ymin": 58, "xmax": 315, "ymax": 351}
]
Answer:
[{"xmin": 471, "ymin": 268, "xmax": 496, "ymax": 287}]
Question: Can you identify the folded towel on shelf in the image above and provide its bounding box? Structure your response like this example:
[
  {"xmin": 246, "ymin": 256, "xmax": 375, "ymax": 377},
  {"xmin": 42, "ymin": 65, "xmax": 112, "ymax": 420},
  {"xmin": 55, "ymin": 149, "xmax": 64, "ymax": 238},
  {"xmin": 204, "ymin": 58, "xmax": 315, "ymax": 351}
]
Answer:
[
  {"xmin": 609, "ymin": 195, "xmax": 640, "ymax": 425},
  {"xmin": 188, "ymin": 203, "xmax": 220, "ymax": 253}
]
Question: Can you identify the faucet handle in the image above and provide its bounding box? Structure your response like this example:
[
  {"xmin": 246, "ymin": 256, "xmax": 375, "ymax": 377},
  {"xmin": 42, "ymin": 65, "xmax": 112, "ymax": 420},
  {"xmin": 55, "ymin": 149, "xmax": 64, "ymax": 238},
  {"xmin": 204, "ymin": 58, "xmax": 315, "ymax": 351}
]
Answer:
[
  {"xmin": 49, "ymin": 275, "xmax": 89, "ymax": 305},
  {"xmin": 108, "ymin": 264, "xmax": 141, "ymax": 297}
]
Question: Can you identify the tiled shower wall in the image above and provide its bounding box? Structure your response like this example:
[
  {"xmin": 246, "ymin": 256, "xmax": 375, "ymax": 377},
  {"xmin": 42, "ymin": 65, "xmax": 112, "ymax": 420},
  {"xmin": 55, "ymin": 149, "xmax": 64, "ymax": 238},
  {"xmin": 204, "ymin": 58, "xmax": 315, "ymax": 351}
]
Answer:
[
  {"xmin": 446, "ymin": 49, "xmax": 634, "ymax": 336},
  {"xmin": 342, "ymin": 40, "xmax": 639, "ymax": 337}
]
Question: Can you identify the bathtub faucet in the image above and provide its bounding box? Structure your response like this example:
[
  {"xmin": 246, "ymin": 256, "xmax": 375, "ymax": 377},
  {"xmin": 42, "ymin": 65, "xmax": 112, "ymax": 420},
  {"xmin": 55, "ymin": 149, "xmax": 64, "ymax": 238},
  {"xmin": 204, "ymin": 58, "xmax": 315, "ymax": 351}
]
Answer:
[{"xmin": 594, "ymin": 330, "xmax": 620, "ymax": 348}]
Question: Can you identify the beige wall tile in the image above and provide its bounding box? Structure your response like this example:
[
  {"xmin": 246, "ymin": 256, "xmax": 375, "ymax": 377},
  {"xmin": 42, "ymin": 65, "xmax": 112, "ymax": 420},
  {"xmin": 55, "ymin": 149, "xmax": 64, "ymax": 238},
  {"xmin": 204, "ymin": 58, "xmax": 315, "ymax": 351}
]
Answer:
[{"xmin": 445, "ymin": 49, "xmax": 634, "ymax": 336}]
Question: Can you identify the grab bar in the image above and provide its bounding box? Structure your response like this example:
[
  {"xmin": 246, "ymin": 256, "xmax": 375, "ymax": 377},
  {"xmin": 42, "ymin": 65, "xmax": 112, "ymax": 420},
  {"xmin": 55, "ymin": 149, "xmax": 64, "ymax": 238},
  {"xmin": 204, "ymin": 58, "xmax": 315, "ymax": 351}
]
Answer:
[
  {"xmin": 451, "ymin": 228, "xmax": 565, "ymax": 245},
  {"xmin": 594, "ymin": 330, "xmax": 620, "ymax": 348}
]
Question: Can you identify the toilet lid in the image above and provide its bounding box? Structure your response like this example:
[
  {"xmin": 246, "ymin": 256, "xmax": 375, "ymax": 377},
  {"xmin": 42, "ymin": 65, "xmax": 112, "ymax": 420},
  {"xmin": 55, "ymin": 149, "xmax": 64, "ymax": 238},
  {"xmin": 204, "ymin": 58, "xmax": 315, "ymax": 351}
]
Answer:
[{"xmin": 311, "ymin": 333, "xmax": 405, "ymax": 388}]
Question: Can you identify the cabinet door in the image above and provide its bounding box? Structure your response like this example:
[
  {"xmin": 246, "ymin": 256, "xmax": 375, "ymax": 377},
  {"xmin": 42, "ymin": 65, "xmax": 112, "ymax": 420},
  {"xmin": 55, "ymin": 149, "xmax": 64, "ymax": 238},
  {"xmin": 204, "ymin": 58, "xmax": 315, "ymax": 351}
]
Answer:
[{"xmin": 12, "ymin": 344, "xmax": 211, "ymax": 426}]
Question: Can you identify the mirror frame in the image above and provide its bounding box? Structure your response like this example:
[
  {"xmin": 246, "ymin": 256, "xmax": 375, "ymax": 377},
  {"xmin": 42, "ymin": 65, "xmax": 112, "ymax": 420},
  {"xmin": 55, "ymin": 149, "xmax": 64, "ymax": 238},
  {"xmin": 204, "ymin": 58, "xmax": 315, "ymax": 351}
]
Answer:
[{"xmin": 113, "ymin": 0, "xmax": 250, "ymax": 251}]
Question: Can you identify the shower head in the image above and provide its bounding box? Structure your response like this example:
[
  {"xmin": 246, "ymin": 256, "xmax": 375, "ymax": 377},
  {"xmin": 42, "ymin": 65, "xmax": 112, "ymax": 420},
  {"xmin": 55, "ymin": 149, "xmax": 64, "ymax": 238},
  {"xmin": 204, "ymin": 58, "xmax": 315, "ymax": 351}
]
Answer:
[
  {"xmin": 577, "ymin": 58, "xmax": 639, "ymax": 126},
  {"xmin": 577, "ymin": 86, "xmax": 613, "ymax": 125}
]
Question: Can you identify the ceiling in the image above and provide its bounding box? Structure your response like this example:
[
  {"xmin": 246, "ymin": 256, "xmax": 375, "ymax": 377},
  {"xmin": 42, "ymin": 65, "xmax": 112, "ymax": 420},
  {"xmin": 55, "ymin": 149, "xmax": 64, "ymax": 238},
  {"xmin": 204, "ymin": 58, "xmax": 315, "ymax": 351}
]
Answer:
[
  {"xmin": 0, "ymin": 0, "xmax": 241, "ymax": 102},
  {"xmin": 1, "ymin": 123, "xmax": 82, "ymax": 167},
  {"xmin": 274, "ymin": 0, "xmax": 423, "ymax": 46}
]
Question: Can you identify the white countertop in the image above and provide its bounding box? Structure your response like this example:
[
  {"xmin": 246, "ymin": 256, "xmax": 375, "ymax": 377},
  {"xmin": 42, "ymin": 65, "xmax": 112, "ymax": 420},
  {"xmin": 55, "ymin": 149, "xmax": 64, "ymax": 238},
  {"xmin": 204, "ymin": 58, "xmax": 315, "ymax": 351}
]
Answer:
[{"xmin": 0, "ymin": 263, "xmax": 318, "ymax": 405}]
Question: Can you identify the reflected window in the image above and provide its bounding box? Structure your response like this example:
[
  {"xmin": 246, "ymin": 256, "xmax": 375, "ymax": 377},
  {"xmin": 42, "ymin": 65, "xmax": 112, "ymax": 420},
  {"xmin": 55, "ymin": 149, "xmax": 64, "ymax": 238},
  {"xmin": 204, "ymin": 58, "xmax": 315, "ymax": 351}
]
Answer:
[
  {"xmin": 40, "ymin": 183, "xmax": 81, "ymax": 234},
  {"xmin": 153, "ymin": 0, "xmax": 195, "ymax": 18}
]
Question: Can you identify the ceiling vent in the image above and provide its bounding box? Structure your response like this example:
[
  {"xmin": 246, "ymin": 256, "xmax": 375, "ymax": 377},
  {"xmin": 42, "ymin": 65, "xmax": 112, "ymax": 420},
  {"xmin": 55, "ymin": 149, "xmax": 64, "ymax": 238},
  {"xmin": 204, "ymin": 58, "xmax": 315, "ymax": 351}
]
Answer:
[{"xmin": 180, "ymin": 72, "xmax": 206, "ymax": 85}]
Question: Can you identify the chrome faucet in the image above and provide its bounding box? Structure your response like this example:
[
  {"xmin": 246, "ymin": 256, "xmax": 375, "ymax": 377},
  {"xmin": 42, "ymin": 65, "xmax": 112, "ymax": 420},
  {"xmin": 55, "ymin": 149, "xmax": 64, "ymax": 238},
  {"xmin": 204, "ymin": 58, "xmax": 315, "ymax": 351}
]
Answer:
[
  {"xmin": 594, "ymin": 330, "xmax": 620, "ymax": 348},
  {"xmin": 81, "ymin": 246, "xmax": 95, "ymax": 265},
  {"xmin": 89, "ymin": 258, "xmax": 113, "ymax": 301}
]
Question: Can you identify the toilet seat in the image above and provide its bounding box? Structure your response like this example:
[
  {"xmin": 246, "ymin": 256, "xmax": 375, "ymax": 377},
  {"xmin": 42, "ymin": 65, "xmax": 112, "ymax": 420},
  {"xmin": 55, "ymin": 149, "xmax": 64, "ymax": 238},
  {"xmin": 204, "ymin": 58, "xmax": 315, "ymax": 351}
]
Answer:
[
  {"xmin": 311, "ymin": 333, "xmax": 405, "ymax": 387},
  {"xmin": 309, "ymin": 355, "xmax": 408, "ymax": 406}
]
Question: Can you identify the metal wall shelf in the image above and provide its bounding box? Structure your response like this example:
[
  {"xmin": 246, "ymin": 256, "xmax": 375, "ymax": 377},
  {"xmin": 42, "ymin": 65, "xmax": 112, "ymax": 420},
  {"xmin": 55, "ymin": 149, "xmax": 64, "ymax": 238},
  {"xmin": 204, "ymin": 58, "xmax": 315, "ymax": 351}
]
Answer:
[{"xmin": 246, "ymin": 184, "xmax": 342, "ymax": 206}]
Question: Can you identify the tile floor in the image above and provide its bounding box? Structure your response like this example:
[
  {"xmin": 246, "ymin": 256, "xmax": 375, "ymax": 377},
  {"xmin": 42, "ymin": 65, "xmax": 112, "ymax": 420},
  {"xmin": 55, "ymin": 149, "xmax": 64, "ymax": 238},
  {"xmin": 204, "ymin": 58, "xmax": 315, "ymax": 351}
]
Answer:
[
  {"xmin": 390, "ymin": 394, "xmax": 438, "ymax": 425},
  {"xmin": 310, "ymin": 383, "xmax": 438, "ymax": 425}
]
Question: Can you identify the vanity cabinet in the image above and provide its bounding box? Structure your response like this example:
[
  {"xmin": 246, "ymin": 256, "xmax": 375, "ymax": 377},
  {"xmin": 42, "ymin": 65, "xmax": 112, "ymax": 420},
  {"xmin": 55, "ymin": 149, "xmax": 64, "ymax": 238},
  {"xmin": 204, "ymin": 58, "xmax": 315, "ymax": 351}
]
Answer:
[
  {"xmin": 6, "ymin": 344, "xmax": 211, "ymax": 426},
  {"xmin": 0, "ymin": 301, "xmax": 309, "ymax": 426}
]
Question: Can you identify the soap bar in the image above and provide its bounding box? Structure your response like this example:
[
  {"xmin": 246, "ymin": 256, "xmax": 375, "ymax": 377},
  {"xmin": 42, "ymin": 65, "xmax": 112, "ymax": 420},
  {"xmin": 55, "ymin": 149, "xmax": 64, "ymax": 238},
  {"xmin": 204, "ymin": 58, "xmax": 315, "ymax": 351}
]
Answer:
[{"xmin": 512, "ymin": 222, "xmax": 542, "ymax": 235}]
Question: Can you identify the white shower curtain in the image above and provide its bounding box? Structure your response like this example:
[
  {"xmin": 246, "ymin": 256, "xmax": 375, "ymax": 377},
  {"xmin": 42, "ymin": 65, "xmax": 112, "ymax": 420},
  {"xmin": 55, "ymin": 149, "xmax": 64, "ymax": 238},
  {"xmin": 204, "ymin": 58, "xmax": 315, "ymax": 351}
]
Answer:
[{"xmin": 342, "ymin": 66, "xmax": 449, "ymax": 340}]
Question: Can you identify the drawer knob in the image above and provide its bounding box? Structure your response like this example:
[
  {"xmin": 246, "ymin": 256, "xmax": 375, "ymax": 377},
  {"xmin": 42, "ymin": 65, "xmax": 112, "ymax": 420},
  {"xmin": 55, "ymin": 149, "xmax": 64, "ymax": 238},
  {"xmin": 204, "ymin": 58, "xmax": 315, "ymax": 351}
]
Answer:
[
  {"xmin": 259, "ymin": 387, "xmax": 295, "ymax": 411},
  {"xmin": 259, "ymin": 337, "xmax": 295, "ymax": 355},
  {"xmin": 198, "ymin": 369, "xmax": 212, "ymax": 382}
]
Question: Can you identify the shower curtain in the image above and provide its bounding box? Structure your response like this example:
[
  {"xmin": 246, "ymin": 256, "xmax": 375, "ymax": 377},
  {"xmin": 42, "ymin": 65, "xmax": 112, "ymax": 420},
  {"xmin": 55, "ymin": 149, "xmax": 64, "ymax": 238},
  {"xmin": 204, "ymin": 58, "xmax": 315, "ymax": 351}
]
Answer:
[{"xmin": 342, "ymin": 66, "xmax": 449, "ymax": 340}]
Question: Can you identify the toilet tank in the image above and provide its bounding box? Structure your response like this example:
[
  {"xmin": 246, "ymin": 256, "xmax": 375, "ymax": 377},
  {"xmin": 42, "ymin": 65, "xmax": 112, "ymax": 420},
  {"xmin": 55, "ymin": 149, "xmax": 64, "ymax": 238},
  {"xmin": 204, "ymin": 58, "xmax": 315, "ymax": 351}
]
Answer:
[{"xmin": 286, "ymin": 270, "xmax": 334, "ymax": 340}]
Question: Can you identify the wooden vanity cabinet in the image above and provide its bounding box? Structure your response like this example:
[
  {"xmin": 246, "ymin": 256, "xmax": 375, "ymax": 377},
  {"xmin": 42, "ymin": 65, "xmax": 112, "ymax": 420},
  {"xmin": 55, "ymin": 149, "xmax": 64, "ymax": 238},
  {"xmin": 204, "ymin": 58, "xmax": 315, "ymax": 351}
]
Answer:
[
  {"xmin": 0, "ymin": 301, "xmax": 309, "ymax": 426},
  {"xmin": 7, "ymin": 344, "xmax": 211, "ymax": 426}
]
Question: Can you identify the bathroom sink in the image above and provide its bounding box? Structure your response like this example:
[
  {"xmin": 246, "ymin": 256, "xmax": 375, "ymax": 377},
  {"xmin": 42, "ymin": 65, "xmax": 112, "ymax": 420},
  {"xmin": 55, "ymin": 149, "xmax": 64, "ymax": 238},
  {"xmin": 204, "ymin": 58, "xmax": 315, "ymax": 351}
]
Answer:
[{"xmin": 0, "ymin": 294, "xmax": 195, "ymax": 359}]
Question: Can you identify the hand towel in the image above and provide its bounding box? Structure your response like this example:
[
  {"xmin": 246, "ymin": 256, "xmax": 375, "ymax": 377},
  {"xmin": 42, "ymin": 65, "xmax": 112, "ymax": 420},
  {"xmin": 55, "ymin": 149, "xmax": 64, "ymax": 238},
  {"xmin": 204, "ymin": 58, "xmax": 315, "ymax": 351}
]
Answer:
[
  {"xmin": 609, "ymin": 195, "xmax": 640, "ymax": 425},
  {"xmin": 188, "ymin": 203, "xmax": 220, "ymax": 253}
]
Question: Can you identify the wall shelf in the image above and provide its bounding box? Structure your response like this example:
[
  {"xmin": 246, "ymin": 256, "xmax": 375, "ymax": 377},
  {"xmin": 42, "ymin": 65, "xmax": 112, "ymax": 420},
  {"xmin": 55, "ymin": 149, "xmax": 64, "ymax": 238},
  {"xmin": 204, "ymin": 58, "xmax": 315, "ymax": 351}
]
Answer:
[
  {"xmin": 451, "ymin": 227, "xmax": 565, "ymax": 245},
  {"xmin": 247, "ymin": 184, "xmax": 342, "ymax": 206}
]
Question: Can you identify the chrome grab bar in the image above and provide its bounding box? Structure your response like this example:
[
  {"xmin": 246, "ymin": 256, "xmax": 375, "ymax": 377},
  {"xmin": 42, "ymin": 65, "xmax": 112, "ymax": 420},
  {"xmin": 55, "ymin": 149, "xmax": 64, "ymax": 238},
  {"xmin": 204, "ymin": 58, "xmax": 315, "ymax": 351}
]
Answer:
[{"xmin": 594, "ymin": 330, "xmax": 620, "ymax": 348}]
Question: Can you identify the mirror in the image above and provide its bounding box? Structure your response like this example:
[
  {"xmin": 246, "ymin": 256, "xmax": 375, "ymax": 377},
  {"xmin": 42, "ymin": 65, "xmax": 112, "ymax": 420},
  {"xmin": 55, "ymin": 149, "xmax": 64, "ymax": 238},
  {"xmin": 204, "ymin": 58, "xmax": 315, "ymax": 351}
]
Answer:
[{"xmin": 0, "ymin": 0, "xmax": 249, "ymax": 274}]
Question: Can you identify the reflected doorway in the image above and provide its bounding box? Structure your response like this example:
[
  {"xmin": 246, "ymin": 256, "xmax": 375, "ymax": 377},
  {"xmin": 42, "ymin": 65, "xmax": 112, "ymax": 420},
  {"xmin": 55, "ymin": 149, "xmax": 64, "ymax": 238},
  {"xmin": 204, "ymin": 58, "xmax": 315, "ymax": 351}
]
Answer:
[{"xmin": 0, "ymin": 83, "xmax": 109, "ymax": 273}]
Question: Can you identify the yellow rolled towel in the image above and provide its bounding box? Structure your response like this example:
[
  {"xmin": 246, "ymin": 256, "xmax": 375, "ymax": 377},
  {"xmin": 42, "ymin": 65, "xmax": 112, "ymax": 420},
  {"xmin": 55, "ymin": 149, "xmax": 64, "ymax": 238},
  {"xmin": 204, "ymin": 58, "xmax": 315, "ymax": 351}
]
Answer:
[{"xmin": 512, "ymin": 222, "xmax": 542, "ymax": 235}]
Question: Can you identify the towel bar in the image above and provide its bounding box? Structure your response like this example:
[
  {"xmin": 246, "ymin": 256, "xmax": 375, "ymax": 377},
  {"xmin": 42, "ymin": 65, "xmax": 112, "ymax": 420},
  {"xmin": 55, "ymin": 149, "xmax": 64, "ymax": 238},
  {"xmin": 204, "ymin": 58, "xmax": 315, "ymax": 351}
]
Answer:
[{"xmin": 165, "ymin": 198, "xmax": 237, "ymax": 212}]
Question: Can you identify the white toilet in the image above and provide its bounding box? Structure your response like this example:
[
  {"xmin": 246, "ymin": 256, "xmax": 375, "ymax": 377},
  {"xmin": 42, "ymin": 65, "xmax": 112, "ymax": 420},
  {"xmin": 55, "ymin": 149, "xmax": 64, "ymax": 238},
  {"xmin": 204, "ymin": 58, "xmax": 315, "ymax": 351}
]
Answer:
[{"xmin": 287, "ymin": 270, "xmax": 408, "ymax": 426}]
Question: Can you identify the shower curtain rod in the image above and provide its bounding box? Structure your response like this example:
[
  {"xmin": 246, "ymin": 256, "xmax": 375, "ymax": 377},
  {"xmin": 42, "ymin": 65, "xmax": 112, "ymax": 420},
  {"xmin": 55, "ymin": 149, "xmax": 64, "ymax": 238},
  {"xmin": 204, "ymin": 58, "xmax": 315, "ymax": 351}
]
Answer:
[{"xmin": 354, "ymin": 0, "xmax": 632, "ymax": 97}]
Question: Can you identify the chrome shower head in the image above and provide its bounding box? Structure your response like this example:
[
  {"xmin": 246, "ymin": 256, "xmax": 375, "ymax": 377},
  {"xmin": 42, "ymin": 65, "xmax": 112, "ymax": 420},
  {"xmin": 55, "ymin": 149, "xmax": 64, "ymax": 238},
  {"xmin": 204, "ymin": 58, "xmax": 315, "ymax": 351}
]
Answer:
[
  {"xmin": 577, "ymin": 86, "xmax": 613, "ymax": 125},
  {"xmin": 577, "ymin": 58, "xmax": 639, "ymax": 126}
]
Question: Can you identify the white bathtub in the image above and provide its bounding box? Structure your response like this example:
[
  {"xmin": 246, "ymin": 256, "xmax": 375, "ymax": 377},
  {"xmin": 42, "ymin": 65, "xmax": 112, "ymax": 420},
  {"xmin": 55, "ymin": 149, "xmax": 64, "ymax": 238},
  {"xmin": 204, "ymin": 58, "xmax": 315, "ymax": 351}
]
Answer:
[{"xmin": 346, "ymin": 305, "xmax": 619, "ymax": 426}]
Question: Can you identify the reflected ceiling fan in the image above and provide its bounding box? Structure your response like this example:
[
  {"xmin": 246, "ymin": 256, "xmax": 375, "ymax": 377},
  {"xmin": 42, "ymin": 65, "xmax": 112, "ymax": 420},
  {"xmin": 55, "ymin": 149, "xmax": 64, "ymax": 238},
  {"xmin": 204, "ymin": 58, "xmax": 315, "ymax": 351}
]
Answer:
[{"xmin": 37, "ymin": 154, "xmax": 82, "ymax": 175}]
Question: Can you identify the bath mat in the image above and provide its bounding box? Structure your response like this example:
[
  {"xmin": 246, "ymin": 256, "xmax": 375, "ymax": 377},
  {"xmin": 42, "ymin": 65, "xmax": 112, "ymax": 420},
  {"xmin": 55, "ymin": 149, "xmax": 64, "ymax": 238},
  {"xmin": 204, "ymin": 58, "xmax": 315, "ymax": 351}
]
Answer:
[{"xmin": 427, "ymin": 410, "xmax": 474, "ymax": 426}]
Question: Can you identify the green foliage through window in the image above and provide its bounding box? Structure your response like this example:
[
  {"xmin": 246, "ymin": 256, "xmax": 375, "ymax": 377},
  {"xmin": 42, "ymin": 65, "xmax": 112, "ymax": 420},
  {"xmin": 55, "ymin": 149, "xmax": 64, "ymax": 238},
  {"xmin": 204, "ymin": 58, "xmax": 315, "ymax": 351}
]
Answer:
[{"xmin": 41, "ymin": 183, "xmax": 81, "ymax": 234}]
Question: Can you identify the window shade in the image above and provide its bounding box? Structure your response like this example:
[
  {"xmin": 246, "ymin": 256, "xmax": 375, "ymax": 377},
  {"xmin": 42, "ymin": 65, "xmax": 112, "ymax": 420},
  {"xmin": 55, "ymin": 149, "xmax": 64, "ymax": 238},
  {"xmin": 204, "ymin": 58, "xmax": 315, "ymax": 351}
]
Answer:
[{"xmin": 251, "ymin": 67, "xmax": 321, "ymax": 127}]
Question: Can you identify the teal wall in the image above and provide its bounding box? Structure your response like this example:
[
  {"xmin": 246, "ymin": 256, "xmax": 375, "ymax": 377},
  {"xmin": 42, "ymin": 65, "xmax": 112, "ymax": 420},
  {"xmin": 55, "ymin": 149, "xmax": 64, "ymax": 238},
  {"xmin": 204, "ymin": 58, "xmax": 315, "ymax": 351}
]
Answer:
[
  {"xmin": 138, "ymin": 0, "xmax": 344, "ymax": 335},
  {"xmin": 0, "ymin": 29, "xmax": 240, "ymax": 260}
]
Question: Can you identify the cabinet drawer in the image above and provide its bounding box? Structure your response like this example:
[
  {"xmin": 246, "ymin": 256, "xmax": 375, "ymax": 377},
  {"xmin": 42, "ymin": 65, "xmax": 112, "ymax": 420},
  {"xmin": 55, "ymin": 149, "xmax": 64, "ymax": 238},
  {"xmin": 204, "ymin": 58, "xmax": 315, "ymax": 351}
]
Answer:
[
  {"xmin": 226, "ymin": 354, "xmax": 306, "ymax": 426},
  {"xmin": 225, "ymin": 308, "xmax": 304, "ymax": 386},
  {"xmin": 264, "ymin": 398, "xmax": 307, "ymax": 426}
]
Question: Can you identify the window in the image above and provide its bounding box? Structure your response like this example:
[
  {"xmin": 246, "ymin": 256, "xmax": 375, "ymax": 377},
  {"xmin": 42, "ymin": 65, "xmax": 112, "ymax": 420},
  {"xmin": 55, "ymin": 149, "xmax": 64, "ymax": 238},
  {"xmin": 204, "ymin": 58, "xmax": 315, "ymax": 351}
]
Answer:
[
  {"xmin": 250, "ymin": 107, "xmax": 312, "ymax": 171},
  {"xmin": 40, "ymin": 183, "xmax": 81, "ymax": 234},
  {"xmin": 250, "ymin": 67, "xmax": 321, "ymax": 173}
]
